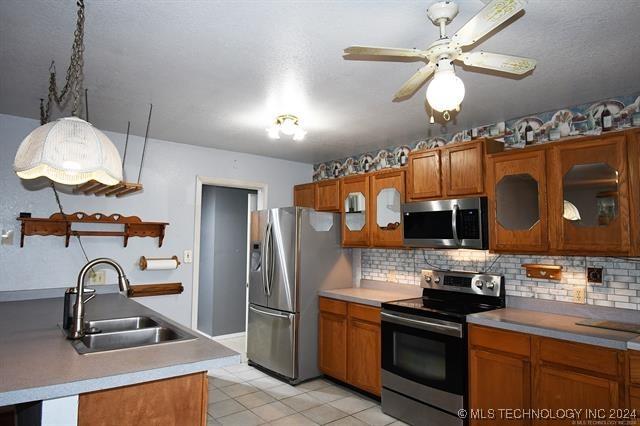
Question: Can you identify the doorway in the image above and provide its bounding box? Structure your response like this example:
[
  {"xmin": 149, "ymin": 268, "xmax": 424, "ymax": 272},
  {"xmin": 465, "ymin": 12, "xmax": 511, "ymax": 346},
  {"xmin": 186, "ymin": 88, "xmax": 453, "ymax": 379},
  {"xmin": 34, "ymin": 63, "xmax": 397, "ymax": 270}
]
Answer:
[{"xmin": 192, "ymin": 177, "xmax": 267, "ymax": 345}]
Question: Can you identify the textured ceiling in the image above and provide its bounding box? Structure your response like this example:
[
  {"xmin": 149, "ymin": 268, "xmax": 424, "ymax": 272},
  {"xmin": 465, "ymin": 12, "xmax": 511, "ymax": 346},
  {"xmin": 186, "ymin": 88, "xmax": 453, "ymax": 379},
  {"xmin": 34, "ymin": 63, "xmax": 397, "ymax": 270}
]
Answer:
[{"xmin": 1, "ymin": 1, "xmax": 639, "ymax": 164}]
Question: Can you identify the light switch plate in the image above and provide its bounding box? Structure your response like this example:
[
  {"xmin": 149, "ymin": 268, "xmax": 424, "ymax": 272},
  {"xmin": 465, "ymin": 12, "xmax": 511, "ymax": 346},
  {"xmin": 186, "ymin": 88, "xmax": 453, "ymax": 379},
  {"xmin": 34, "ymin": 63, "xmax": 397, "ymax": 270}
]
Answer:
[{"xmin": 183, "ymin": 250, "xmax": 193, "ymax": 264}]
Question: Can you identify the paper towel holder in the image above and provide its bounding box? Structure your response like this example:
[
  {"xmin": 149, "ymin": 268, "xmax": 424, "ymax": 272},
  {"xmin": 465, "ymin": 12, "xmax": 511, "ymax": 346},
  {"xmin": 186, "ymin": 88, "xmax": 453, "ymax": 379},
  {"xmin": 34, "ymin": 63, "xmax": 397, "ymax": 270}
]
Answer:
[{"xmin": 139, "ymin": 255, "xmax": 180, "ymax": 271}]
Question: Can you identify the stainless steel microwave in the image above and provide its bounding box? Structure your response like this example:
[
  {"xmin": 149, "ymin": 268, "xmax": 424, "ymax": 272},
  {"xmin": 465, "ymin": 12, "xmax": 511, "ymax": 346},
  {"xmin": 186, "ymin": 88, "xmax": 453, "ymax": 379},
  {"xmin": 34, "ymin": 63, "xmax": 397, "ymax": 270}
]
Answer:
[{"xmin": 402, "ymin": 197, "xmax": 488, "ymax": 249}]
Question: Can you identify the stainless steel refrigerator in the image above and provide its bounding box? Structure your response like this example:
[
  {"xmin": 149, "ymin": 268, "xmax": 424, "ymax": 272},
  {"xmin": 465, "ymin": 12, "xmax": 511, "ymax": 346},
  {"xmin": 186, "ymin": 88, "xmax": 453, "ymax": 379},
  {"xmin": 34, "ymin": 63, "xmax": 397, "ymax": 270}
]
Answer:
[{"xmin": 247, "ymin": 207, "xmax": 352, "ymax": 383}]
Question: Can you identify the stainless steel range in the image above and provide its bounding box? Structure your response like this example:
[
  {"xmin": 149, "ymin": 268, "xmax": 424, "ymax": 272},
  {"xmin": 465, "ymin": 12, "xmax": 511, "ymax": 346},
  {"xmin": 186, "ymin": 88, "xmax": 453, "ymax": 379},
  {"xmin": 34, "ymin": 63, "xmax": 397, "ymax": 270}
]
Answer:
[{"xmin": 380, "ymin": 269, "xmax": 505, "ymax": 426}]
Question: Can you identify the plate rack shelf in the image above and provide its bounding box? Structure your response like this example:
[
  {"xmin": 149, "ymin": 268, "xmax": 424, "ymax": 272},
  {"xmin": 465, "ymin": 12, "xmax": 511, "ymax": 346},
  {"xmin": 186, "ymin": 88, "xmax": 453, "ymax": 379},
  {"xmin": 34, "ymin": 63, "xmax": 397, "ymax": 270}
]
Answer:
[
  {"xmin": 74, "ymin": 180, "xmax": 143, "ymax": 197},
  {"xmin": 17, "ymin": 212, "xmax": 168, "ymax": 248}
]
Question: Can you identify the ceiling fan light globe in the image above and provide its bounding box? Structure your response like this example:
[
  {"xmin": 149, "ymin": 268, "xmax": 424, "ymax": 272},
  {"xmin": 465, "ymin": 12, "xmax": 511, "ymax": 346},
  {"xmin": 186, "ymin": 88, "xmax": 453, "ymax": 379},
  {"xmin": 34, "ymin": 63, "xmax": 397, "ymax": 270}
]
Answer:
[
  {"xmin": 266, "ymin": 126, "xmax": 281, "ymax": 139},
  {"xmin": 426, "ymin": 69, "xmax": 465, "ymax": 113},
  {"xmin": 280, "ymin": 118, "xmax": 297, "ymax": 136},
  {"xmin": 293, "ymin": 128, "xmax": 307, "ymax": 141}
]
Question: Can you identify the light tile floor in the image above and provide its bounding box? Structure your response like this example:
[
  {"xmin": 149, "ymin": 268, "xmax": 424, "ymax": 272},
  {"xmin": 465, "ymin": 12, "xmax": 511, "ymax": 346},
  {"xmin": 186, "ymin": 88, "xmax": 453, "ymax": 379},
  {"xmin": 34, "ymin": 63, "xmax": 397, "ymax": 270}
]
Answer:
[{"xmin": 208, "ymin": 336, "xmax": 408, "ymax": 426}]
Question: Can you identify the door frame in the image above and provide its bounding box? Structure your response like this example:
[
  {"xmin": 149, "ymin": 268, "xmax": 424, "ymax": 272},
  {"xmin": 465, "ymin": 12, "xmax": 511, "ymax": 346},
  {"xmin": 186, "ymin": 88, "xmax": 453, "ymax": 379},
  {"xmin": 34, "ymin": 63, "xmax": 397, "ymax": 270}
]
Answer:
[{"xmin": 191, "ymin": 176, "xmax": 268, "ymax": 333}]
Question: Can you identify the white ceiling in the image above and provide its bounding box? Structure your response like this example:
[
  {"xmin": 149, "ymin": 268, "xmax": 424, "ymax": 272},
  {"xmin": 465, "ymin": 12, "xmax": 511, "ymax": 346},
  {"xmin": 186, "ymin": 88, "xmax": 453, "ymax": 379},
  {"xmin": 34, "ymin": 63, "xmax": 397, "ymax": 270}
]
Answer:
[{"xmin": 1, "ymin": 1, "xmax": 639, "ymax": 164}]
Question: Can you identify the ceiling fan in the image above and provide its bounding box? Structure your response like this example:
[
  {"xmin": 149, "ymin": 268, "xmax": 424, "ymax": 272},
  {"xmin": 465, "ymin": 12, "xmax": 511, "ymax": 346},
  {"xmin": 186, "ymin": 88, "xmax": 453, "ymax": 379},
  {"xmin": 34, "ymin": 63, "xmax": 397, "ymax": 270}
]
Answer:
[{"xmin": 344, "ymin": 0, "xmax": 537, "ymax": 120}]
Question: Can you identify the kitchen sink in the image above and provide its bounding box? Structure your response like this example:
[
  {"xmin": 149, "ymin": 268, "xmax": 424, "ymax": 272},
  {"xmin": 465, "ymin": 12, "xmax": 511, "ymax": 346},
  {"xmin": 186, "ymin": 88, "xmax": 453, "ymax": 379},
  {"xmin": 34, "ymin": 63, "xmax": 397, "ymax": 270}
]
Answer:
[
  {"xmin": 85, "ymin": 316, "xmax": 160, "ymax": 333},
  {"xmin": 68, "ymin": 316, "xmax": 197, "ymax": 354}
]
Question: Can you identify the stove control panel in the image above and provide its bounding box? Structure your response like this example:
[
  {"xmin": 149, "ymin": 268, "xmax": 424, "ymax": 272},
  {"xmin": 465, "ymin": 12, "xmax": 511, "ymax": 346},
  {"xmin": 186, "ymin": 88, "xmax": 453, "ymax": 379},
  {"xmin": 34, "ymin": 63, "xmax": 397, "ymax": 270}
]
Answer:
[{"xmin": 421, "ymin": 269, "xmax": 502, "ymax": 297}]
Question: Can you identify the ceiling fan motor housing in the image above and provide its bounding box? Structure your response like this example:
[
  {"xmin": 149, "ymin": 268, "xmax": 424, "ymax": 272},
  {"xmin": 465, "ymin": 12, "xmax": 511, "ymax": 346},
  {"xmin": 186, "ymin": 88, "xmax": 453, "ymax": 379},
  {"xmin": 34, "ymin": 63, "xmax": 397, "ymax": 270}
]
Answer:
[{"xmin": 427, "ymin": 1, "xmax": 459, "ymax": 25}]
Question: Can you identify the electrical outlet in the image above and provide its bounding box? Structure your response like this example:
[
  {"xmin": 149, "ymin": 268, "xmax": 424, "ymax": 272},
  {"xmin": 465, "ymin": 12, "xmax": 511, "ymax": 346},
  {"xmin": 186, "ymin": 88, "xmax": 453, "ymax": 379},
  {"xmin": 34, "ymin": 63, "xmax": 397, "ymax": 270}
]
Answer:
[
  {"xmin": 89, "ymin": 270, "xmax": 106, "ymax": 285},
  {"xmin": 387, "ymin": 270, "xmax": 397, "ymax": 283},
  {"xmin": 573, "ymin": 287, "xmax": 586, "ymax": 304},
  {"xmin": 183, "ymin": 250, "xmax": 193, "ymax": 264},
  {"xmin": 587, "ymin": 267, "xmax": 603, "ymax": 284}
]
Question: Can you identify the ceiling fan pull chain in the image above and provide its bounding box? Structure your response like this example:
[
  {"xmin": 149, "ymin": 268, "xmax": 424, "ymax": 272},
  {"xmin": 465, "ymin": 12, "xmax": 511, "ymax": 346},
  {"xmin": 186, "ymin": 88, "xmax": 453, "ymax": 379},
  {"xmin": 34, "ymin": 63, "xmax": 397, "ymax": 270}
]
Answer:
[{"xmin": 40, "ymin": 0, "xmax": 86, "ymax": 123}]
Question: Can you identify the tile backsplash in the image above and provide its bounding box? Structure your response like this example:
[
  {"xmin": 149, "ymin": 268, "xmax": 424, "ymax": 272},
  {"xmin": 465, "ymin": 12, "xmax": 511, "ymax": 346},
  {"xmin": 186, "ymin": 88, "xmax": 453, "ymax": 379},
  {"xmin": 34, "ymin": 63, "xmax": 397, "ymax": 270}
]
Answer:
[{"xmin": 361, "ymin": 249, "xmax": 640, "ymax": 311}]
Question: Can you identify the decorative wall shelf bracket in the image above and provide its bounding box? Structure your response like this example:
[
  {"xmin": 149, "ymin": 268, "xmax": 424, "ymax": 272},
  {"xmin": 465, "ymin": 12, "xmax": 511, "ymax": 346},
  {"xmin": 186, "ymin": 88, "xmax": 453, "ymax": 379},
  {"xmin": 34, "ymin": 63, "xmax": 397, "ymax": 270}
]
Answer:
[
  {"xmin": 521, "ymin": 264, "xmax": 563, "ymax": 281},
  {"xmin": 17, "ymin": 212, "xmax": 168, "ymax": 248},
  {"xmin": 74, "ymin": 180, "xmax": 143, "ymax": 197}
]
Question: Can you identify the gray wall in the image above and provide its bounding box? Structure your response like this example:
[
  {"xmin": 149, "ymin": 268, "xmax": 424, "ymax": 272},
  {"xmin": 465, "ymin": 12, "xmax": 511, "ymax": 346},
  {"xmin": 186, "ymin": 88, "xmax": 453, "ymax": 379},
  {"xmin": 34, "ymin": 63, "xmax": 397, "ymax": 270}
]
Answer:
[
  {"xmin": 197, "ymin": 186, "xmax": 254, "ymax": 336},
  {"xmin": 0, "ymin": 114, "xmax": 312, "ymax": 326}
]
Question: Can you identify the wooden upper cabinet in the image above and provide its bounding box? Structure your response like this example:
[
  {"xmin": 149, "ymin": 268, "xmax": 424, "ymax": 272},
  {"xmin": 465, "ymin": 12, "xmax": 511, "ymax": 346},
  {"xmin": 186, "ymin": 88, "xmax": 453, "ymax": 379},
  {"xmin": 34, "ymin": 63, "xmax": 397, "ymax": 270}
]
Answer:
[
  {"xmin": 370, "ymin": 169, "xmax": 405, "ymax": 247},
  {"xmin": 341, "ymin": 175, "xmax": 370, "ymax": 247},
  {"xmin": 628, "ymin": 130, "xmax": 640, "ymax": 256},
  {"xmin": 315, "ymin": 179, "xmax": 341, "ymax": 212},
  {"xmin": 441, "ymin": 140, "xmax": 485, "ymax": 197},
  {"xmin": 294, "ymin": 183, "xmax": 316, "ymax": 209},
  {"xmin": 407, "ymin": 149, "xmax": 441, "ymax": 200},
  {"xmin": 487, "ymin": 148, "xmax": 549, "ymax": 253},
  {"xmin": 548, "ymin": 134, "xmax": 630, "ymax": 254}
]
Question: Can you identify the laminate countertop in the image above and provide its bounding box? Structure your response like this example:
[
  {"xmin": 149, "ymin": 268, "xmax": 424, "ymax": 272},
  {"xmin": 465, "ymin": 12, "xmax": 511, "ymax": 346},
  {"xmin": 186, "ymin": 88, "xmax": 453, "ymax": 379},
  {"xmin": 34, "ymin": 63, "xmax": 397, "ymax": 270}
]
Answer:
[
  {"xmin": 0, "ymin": 294, "xmax": 240, "ymax": 406},
  {"xmin": 468, "ymin": 308, "xmax": 639, "ymax": 350},
  {"xmin": 318, "ymin": 287, "xmax": 419, "ymax": 307}
]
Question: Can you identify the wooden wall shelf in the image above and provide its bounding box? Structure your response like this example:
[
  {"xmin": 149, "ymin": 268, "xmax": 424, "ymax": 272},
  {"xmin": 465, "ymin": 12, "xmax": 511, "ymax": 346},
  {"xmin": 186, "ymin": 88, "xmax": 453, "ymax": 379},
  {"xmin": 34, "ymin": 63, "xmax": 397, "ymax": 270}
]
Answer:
[
  {"xmin": 74, "ymin": 180, "xmax": 143, "ymax": 197},
  {"xmin": 127, "ymin": 282, "xmax": 183, "ymax": 298},
  {"xmin": 18, "ymin": 212, "xmax": 168, "ymax": 247},
  {"xmin": 521, "ymin": 264, "xmax": 563, "ymax": 280}
]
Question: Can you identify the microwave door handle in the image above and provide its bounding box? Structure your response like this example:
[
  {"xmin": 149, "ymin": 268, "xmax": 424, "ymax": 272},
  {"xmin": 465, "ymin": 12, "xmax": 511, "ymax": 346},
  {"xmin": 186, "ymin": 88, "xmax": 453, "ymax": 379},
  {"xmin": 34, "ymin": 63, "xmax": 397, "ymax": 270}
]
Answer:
[{"xmin": 451, "ymin": 203, "xmax": 460, "ymax": 247}]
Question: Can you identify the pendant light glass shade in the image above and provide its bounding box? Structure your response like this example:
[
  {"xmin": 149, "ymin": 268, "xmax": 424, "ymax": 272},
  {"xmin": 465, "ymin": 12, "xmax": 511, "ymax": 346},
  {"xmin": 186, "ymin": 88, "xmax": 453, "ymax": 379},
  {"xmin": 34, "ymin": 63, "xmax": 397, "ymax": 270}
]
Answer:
[{"xmin": 14, "ymin": 117, "xmax": 123, "ymax": 186}]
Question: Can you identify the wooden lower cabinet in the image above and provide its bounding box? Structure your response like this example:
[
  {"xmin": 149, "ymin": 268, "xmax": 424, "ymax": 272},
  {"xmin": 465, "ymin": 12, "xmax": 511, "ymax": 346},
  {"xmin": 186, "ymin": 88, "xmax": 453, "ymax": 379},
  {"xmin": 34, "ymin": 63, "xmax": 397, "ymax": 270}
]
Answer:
[
  {"xmin": 469, "ymin": 348, "xmax": 531, "ymax": 426},
  {"xmin": 318, "ymin": 297, "xmax": 381, "ymax": 396},
  {"xmin": 318, "ymin": 298, "xmax": 348, "ymax": 382},
  {"xmin": 469, "ymin": 325, "xmax": 628, "ymax": 425},
  {"xmin": 78, "ymin": 372, "xmax": 208, "ymax": 426}
]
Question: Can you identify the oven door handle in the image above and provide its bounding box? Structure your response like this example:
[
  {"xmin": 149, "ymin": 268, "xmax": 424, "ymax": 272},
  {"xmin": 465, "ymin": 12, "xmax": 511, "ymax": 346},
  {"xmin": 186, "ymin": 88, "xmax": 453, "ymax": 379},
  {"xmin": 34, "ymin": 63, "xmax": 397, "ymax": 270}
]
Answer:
[
  {"xmin": 381, "ymin": 311, "xmax": 462, "ymax": 337},
  {"xmin": 451, "ymin": 203, "xmax": 460, "ymax": 247}
]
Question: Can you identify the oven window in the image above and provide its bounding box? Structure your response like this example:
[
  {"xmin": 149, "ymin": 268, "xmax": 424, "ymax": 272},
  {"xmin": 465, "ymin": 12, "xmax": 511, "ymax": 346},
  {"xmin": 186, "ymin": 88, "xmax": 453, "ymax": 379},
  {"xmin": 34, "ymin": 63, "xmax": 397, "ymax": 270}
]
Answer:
[
  {"xmin": 394, "ymin": 332, "xmax": 446, "ymax": 381},
  {"xmin": 404, "ymin": 211, "xmax": 453, "ymax": 239}
]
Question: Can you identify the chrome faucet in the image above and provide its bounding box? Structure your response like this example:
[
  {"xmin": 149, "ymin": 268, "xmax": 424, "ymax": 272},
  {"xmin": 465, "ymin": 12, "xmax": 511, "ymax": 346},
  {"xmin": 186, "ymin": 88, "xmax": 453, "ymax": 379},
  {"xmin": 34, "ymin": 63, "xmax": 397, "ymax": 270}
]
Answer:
[{"xmin": 67, "ymin": 258, "xmax": 131, "ymax": 339}]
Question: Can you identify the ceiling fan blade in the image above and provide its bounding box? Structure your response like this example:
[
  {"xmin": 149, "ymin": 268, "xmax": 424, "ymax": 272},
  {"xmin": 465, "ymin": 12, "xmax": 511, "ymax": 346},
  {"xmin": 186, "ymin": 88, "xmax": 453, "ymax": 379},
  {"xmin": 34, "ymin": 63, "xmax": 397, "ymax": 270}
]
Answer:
[
  {"xmin": 450, "ymin": 0, "xmax": 527, "ymax": 48},
  {"xmin": 344, "ymin": 46, "xmax": 427, "ymax": 62},
  {"xmin": 393, "ymin": 62, "xmax": 436, "ymax": 102},
  {"xmin": 460, "ymin": 51, "xmax": 536, "ymax": 75}
]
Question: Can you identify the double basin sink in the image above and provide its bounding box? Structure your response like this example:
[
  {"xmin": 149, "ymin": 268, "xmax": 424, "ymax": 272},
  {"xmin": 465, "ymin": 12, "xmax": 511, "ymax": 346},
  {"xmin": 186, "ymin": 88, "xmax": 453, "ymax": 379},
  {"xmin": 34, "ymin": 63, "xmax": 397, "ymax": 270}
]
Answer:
[{"xmin": 68, "ymin": 316, "xmax": 197, "ymax": 354}]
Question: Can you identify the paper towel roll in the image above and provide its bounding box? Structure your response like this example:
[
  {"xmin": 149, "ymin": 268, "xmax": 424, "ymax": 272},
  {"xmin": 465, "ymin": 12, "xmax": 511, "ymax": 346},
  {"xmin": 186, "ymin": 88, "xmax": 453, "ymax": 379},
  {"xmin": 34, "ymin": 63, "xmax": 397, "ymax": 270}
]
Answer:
[{"xmin": 139, "ymin": 256, "xmax": 180, "ymax": 270}]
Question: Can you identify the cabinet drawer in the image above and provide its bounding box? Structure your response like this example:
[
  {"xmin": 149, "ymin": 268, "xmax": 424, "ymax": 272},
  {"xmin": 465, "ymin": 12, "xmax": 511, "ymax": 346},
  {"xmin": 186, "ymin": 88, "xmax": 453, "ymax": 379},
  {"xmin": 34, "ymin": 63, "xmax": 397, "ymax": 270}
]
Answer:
[
  {"xmin": 537, "ymin": 337, "xmax": 621, "ymax": 377},
  {"xmin": 469, "ymin": 325, "xmax": 530, "ymax": 357},
  {"xmin": 348, "ymin": 303, "xmax": 380, "ymax": 324},
  {"xmin": 319, "ymin": 297, "xmax": 347, "ymax": 316}
]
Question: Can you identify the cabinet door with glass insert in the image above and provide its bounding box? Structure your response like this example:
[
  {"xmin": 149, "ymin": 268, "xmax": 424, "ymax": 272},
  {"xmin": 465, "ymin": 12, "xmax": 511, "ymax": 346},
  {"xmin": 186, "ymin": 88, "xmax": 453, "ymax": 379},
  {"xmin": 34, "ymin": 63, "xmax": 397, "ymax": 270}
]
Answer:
[
  {"xmin": 341, "ymin": 175, "xmax": 370, "ymax": 247},
  {"xmin": 549, "ymin": 135, "xmax": 630, "ymax": 254},
  {"xmin": 488, "ymin": 149, "xmax": 548, "ymax": 253},
  {"xmin": 370, "ymin": 169, "xmax": 405, "ymax": 247}
]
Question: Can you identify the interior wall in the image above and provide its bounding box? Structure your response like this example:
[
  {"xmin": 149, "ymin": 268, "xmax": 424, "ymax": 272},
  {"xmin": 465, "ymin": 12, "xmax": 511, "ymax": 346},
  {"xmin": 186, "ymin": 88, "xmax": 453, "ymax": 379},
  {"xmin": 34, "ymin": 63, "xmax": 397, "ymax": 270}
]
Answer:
[{"xmin": 0, "ymin": 113, "xmax": 312, "ymax": 326}]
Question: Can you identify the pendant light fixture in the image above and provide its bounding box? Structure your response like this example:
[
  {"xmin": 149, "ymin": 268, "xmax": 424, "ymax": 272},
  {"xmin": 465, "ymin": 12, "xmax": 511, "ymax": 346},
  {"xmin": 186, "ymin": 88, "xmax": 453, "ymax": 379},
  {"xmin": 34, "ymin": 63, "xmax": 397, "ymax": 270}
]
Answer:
[{"xmin": 13, "ymin": 0, "xmax": 123, "ymax": 186}]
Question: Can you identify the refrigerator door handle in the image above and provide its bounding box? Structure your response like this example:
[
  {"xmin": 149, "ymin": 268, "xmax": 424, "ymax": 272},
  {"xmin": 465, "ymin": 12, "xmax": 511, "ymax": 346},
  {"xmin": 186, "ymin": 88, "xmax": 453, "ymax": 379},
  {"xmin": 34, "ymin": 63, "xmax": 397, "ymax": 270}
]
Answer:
[
  {"xmin": 249, "ymin": 305, "xmax": 291, "ymax": 319},
  {"xmin": 267, "ymin": 221, "xmax": 275, "ymax": 296},
  {"xmin": 262, "ymin": 222, "xmax": 271, "ymax": 296}
]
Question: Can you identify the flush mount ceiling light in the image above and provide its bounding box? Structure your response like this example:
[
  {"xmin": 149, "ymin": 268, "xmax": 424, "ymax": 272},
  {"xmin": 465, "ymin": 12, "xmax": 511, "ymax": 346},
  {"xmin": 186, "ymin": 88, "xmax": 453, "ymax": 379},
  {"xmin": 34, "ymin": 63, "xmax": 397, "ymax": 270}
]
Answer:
[
  {"xmin": 266, "ymin": 114, "xmax": 307, "ymax": 141},
  {"xmin": 13, "ymin": 0, "xmax": 123, "ymax": 186},
  {"xmin": 344, "ymin": 0, "xmax": 536, "ymax": 121}
]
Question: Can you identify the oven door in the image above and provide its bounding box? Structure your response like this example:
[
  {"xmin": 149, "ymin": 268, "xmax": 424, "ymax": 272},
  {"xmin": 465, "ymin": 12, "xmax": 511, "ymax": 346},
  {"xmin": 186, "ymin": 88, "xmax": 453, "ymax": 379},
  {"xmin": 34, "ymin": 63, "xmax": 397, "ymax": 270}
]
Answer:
[{"xmin": 381, "ymin": 310, "xmax": 465, "ymax": 396}]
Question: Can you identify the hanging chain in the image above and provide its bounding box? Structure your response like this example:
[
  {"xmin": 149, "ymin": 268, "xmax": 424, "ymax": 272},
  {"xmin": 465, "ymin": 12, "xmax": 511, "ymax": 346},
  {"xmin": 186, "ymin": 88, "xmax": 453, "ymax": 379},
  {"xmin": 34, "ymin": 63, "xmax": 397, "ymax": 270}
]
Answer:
[{"xmin": 41, "ymin": 0, "xmax": 85, "ymax": 124}]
